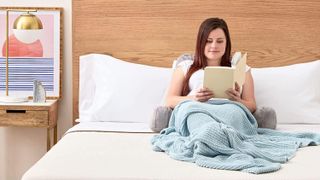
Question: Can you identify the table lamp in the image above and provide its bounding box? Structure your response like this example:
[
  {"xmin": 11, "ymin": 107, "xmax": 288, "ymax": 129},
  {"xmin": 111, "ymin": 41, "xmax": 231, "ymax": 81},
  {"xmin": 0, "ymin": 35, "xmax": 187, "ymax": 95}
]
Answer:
[{"xmin": 0, "ymin": 9, "xmax": 43, "ymax": 103}]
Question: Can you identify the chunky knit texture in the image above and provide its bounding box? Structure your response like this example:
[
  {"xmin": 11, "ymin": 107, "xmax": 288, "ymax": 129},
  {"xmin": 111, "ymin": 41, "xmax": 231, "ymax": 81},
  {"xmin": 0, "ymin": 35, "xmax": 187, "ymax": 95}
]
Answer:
[{"xmin": 151, "ymin": 100, "xmax": 320, "ymax": 174}]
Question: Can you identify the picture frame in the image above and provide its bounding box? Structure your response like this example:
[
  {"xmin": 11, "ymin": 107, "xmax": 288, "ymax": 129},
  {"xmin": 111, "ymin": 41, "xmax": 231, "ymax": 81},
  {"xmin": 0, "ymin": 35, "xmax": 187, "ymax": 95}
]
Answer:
[{"xmin": 0, "ymin": 7, "xmax": 63, "ymax": 99}]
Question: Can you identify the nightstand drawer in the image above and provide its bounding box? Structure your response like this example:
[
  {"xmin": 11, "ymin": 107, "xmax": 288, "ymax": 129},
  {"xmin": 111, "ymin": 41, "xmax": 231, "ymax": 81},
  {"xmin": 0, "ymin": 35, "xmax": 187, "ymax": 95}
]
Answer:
[{"xmin": 0, "ymin": 110, "xmax": 49, "ymax": 127}]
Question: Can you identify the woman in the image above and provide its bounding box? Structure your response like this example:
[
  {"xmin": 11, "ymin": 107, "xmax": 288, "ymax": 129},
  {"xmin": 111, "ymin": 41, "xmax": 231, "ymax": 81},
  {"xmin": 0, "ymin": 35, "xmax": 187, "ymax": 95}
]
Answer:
[
  {"xmin": 165, "ymin": 18, "xmax": 256, "ymax": 113},
  {"xmin": 152, "ymin": 19, "xmax": 320, "ymax": 173}
]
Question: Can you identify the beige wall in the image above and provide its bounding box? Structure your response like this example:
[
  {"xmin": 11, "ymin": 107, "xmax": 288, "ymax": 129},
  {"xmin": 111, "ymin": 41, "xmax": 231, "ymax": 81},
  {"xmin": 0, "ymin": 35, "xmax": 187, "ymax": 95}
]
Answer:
[{"xmin": 0, "ymin": 1, "xmax": 72, "ymax": 180}]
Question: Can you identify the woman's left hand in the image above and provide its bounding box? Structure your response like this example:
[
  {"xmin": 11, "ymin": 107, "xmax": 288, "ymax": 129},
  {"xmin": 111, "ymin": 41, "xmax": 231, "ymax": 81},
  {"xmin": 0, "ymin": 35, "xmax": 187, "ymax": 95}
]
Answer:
[{"xmin": 225, "ymin": 82, "xmax": 241, "ymax": 101}]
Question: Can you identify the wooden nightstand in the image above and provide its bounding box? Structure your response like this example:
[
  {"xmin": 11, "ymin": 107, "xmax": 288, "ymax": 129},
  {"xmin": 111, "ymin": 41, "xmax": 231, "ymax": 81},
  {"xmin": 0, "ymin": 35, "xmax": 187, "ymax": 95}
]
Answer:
[{"xmin": 0, "ymin": 99, "xmax": 58, "ymax": 151}]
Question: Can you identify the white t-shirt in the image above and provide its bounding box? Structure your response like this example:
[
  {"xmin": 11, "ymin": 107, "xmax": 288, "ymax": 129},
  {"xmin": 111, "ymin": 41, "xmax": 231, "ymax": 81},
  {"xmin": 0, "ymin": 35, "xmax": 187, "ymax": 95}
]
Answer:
[{"xmin": 177, "ymin": 60, "xmax": 250, "ymax": 95}]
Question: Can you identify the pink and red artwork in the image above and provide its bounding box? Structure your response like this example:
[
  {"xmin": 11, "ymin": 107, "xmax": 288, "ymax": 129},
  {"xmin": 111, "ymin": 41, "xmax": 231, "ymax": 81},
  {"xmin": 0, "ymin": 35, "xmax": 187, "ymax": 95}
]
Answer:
[
  {"xmin": 0, "ymin": 13, "xmax": 54, "ymax": 58},
  {"xmin": 0, "ymin": 9, "xmax": 61, "ymax": 98}
]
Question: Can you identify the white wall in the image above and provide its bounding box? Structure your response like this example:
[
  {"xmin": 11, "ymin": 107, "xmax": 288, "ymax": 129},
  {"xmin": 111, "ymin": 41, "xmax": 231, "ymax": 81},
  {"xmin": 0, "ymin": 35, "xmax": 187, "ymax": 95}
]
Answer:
[{"xmin": 0, "ymin": 1, "xmax": 72, "ymax": 180}]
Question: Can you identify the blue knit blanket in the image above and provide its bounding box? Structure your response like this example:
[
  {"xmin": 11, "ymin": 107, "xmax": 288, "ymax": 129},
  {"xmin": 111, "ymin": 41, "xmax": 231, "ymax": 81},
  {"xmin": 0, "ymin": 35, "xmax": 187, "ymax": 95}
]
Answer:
[{"xmin": 151, "ymin": 100, "xmax": 320, "ymax": 174}]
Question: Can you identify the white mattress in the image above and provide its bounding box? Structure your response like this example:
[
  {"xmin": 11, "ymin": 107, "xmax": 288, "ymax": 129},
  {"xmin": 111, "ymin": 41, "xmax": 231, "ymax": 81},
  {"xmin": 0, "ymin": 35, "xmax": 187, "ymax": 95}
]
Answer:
[{"xmin": 22, "ymin": 123, "xmax": 320, "ymax": 180}]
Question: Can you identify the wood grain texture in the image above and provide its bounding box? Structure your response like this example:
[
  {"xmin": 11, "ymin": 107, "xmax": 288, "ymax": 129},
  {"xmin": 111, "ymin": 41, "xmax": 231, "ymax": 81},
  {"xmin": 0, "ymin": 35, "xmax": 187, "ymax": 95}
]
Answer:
[
  {"xmin": 0, "ymin": 110, "xmax": 48, "ymax": 127},
  {"xmin": 0, "ymin": 100, "xmax": 58, "ymax": 127},
  {"xmin": 73, "ymin": 0, "xmax": 320, "ymax": 122},
  {"xmin": 48, "ymin": 100, "xmax": 58, "ymax": 127}
]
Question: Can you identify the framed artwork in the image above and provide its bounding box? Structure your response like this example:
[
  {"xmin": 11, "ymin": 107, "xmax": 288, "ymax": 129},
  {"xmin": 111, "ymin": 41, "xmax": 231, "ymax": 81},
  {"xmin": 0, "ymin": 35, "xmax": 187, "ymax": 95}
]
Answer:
[{"xmin": 0, "ymin": 7, "xmax": 63, "ymax": 99}]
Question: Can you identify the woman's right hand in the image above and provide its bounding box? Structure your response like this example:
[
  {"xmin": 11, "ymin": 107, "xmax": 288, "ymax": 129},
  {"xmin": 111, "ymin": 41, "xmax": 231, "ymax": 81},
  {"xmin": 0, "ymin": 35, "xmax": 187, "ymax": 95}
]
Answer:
[{"xmin": 192, "ymin": 87, "xmax": 214, "ymax": 102}]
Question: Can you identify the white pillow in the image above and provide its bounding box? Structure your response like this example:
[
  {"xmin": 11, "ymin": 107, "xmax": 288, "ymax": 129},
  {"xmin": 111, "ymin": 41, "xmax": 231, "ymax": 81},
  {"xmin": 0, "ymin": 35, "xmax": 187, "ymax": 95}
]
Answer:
[
  {"xmin": 251, "ymin": 60, "xmax": 320, "ymax": 124},
  {"xmin": 79, "ymin": 54, "xmax": 172, "ymax": 123}
]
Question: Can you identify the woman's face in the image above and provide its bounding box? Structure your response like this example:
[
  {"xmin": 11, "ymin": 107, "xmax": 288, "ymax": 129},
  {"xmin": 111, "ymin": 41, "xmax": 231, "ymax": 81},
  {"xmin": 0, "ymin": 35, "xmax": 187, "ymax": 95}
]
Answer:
[{"xmin": 204, "ymin": 28, "xmax": 226, "ymax": 65}]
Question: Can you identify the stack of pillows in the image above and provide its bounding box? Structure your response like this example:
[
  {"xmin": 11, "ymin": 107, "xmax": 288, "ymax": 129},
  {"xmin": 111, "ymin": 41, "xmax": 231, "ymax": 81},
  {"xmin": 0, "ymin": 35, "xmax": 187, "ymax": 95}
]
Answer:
[{"xmin": 78, "ymin": 54, "xmax": 320, "ymax": 133}]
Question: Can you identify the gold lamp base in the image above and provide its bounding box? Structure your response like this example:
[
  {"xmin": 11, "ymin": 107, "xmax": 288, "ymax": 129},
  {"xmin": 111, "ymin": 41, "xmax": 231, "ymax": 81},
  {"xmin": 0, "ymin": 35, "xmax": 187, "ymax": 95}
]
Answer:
[
  {"xmin": 0, "ymin": 96, "xmax": 28, "ymax": 103},
  {"xmin": 2, "ymin": 9, "xmax": 42, "ymax": 104}
]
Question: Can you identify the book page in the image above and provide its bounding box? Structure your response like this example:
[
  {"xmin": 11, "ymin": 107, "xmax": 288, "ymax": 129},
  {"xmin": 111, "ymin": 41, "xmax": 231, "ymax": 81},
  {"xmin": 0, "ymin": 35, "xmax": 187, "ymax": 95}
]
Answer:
[
  {"xmin": 204, "ymin": 52, "xmax": 247, "ymax": 99},
  {"xmin": 204, "ymin": 67, "xmax": 234, "ymax": 99}
]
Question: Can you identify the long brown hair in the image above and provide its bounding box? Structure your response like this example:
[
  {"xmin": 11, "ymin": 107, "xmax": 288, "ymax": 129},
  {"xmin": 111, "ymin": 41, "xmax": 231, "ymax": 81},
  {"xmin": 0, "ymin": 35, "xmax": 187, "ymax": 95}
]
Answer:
[{"xmin": 181, "ymin": 18, "xmax": 232, "ymax": 96}]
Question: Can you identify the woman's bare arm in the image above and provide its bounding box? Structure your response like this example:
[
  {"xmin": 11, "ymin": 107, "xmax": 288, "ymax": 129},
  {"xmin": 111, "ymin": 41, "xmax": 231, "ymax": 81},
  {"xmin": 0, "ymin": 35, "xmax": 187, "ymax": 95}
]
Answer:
[
  {"xmin": 165, "ymin": 68, "xmax": 194, "ymax": 108},
  {"xmin": 165, "ymin": 67, "xmax": 214, "ymax": 108},
  {"xmin": 226, "ymin": 70, "xmax": 257, "ymax": 112}
]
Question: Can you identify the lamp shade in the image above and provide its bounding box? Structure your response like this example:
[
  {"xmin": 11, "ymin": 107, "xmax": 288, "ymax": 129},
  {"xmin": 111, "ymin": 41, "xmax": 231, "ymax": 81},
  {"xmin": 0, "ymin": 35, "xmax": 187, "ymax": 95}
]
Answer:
[
  {"xmin": 13, "ymin": 13, "xmax": 43, "ymax": 44},
  {"xmin": 13, "ymin": 13, "xmax": 43, "ymax": 30}
]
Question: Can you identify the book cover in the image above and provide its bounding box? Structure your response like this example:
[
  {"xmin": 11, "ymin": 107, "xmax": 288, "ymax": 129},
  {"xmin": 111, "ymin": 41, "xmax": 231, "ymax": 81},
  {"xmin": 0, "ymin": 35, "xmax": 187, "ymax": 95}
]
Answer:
[{"xmin": 203, "ymin": 52, "xmax": 247, "ymax": 99}]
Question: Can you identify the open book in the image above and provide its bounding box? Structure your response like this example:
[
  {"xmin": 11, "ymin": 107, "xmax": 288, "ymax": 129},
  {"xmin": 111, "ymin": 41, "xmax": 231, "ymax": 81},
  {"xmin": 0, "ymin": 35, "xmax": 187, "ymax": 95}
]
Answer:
[{"xmin": 203, "ymin": 52, "xmax": 247, "ymax": 99}]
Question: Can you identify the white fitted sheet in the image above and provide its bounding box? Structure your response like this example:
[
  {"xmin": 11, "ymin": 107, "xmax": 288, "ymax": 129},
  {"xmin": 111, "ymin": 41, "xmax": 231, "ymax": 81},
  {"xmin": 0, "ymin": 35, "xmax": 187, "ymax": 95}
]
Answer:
[
  {"xmin": 22, "ymin": 123, "xmax": 320, "ymax": 180},
  {"xmin": 276, "ymin": 124, "xmax": 320, "ymax": 133},
  {"xmin": 68, "ymin": 122, "xmax": 320, "ymax": 133},
  {"xmin": 69, "ymin": 121, "xmax": 153, "ymax": 133}
]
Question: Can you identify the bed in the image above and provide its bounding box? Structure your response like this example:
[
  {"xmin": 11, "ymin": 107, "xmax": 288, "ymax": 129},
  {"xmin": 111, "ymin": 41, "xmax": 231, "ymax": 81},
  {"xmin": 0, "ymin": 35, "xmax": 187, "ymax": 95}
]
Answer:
[{"xmin": 22, "ymin": 0, "xmax": 320, "ymax": 179}]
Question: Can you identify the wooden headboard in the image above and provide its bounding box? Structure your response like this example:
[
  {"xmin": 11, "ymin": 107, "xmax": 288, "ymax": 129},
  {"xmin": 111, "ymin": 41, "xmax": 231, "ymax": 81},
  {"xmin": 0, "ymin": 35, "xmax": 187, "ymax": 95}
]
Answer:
[{"xmin": 73, "ymin": 0, "xmax": 320, "ymax": 123}]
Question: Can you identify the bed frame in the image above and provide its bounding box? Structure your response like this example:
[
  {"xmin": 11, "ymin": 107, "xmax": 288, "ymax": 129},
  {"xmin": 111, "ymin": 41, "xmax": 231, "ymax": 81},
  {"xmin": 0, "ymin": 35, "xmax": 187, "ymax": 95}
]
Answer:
[{"xmin": 72, "ymin": 0, "xmax": 320, "ymax": 123}]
